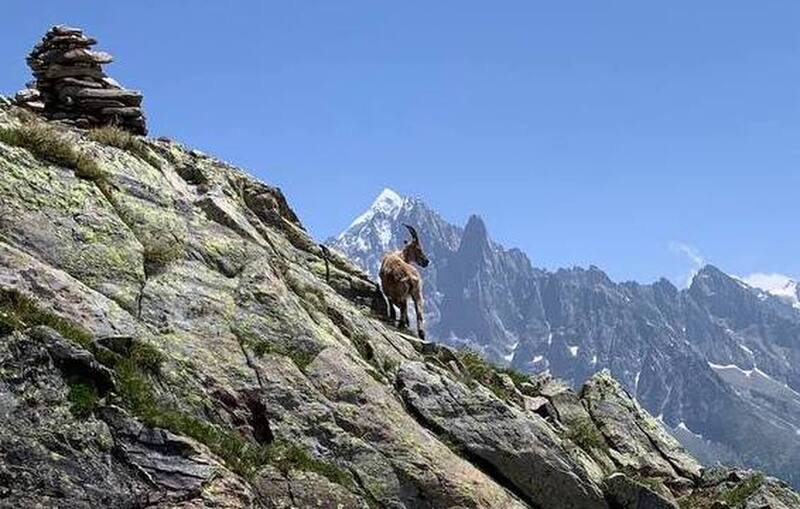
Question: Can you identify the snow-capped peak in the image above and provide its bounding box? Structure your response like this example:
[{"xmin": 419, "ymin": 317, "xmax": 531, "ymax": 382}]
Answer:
[
  {"xmin": 339, "ymin": 188, "xmax": 405, "ymax": 239},
  {"xmin": 740, "ymin": 273, "xmax": 800, "ymax": 310}
]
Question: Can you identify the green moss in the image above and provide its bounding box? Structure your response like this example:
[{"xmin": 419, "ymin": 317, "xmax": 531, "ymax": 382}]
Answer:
[
  {"xmin": 721, "ymin": 473, "xmax": 764, "ymax": 507},
  {"xmin": 0, "ymin": 288, "xmax": 92, "ymax": 347},
  {"xmin": 565, "ymin": 418, "xmax": 607, "ymax": 451},
  {"xmin": 129, "ymin": 340, "xmax": 165, "ymax": 374},
  {"xmin": 250, "ymin": 338, "xmax": 315, "ymax": 370},
  {"xmin": 88, "ymin": 126, "xmax": 162, "ymax": 169},
  {"xmin": 382, "ymin": 358, "xmax": 399, "ymax": 374},
  {"xmin": 114, "ymin": 355, "xmax": 350, "ymax": 485},
  {"xmin": 67, "ymin": 381, "xmax": 99, "ymax": 418}
]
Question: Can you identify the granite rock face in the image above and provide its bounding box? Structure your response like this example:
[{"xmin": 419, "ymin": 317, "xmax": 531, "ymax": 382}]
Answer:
[
  {"xmin": 0, "ymin": 102, "xmax": 797, "ymax": 508},
  {"xmin": 16, "ymin": 25, "xmax": 146, "ymax": 133},
  {"xmin": 330, "ymin": 189, "xmax": 800, "ymax": 489}
]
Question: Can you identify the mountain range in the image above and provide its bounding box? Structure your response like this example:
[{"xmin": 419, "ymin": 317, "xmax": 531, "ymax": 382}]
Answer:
[{"xmin": 328, "ymin": 188, "xmax": 800, "ymax": 488}]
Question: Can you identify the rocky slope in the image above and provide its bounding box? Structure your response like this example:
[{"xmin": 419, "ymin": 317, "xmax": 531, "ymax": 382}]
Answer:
[
  {"xmin": 0, "ymin": 99, "xmax": 797, "ymax": 508},
  {"xmin": 329, "ymin": 189, "xmax": 800, "ymax": 490}
]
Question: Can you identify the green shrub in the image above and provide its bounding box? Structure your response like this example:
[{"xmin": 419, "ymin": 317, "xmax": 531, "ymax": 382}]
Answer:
[
  {"xmin": 67, "ymin": 381, "xmax": 99, "ymax": 418},
  {"xmin": 88, "ymin": 125, "xmax": 161, "ymax": 169},
  {"xmin": 721, "ymin": 473, "xmax": 764, "ymax": 507},
  {"xmin": 565, "ymin": 418, "xmax": 606, "ymax": 451},
  {"xmin": 0, "ymin": 288, "xmax": 92, "ymax": 347}
]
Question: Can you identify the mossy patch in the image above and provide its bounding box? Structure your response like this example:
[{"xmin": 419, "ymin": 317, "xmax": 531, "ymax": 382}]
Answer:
[
  {"xmin": 721, "ymin": 473, "xmax": 764, "ymax": 507},
  {"xmin": 67, "ymin": 381, "xmax": 99, "ymax": 418},
  {"xmin": 113, "ymin": 351, "xmax": 350, "ymax": 486}
]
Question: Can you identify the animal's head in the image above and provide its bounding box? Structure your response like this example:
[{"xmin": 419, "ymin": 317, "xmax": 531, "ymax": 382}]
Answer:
[{"xmin": 402, "ymin": 224, "xmax": 429, "ymax": 268}]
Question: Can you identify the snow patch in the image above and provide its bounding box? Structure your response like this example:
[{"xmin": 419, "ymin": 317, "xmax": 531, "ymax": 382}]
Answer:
[
  {"xmin": 502, "ymin": 342, "xmax": 519, "ymax": 363},
  {"xmin": 591, "ymin": 354, "xmax": 598, "ymax": 365},
  {"xmin": 740, "ymin": 272, "xmax": 800, "ymax": 310},
  {"xmin": 532, "ymin": 355, "xmax": 544, "ymax": 363},
  {"xmin": 677, "ymin": 422, "xmax": 703, "ymax": 440},
  {"xmin": 339, "ymin": 188, "xmax": 405, "ymax": 238},
  {"xmin": 568, "ymin": 345, "xmax": 579, "ymax": 357},
  {"xmin": 708, "ymin": 362, "xmax": 775, "ymax": 380}
]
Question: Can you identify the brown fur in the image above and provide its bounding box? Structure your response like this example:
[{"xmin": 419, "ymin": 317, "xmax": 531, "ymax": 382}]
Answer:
[{"xmin": 379, "ymin": 225, "xmax": 429, "ymax": 339}]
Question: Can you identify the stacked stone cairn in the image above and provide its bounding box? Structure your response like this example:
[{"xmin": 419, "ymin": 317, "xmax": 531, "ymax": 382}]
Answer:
[{"xmin": 15, "ymin": 25, "xmax": 147, "ymax": 134}]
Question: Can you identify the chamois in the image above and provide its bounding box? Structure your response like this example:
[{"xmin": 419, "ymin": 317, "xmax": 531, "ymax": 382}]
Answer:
[{"xmin": 379, "ymin": 224, "xmax": 429, "ymax": 339}]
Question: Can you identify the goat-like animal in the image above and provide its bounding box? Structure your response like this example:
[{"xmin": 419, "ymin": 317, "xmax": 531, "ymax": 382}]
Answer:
[{"xmin": 379, "ymin": 224, "xmax": 430, "ymax": 339}]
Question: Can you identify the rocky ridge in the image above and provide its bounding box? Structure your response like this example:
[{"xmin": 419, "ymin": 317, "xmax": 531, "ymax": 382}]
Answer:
[
  {"xmin": 15, "ymin": 25, "xmax": 146, "ymax": 134},
  {"xmin": 329, "ymin": 189, "xmax": 800, "ymax": 490},
  {"xmin": 0, "ymin": 100, "xmax": 797, "ymax": 508}
]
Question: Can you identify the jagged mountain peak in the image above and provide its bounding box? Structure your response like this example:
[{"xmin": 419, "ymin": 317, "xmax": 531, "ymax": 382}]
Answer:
[
  {"xmin": 339, "ymin": 187, "xmax": 405, "ymax": 239},
  {"xmin": 458, "ymin": 215, "xmax": 490, "ymax": 254}
]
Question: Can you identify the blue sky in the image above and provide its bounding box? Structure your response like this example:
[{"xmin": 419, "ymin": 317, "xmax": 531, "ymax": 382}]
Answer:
[{"xmin": 1, "ymin": 2, "xmax": 798, "ymax": 285}]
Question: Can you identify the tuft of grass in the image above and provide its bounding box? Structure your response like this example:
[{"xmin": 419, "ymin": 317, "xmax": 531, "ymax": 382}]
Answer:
[
  {"xmin": 0, "ymin": 288, "xmax": 92, "ymax": 347},
  {"xmin": 11, "ymin": 108, "xmax": 41, "ymax": 125},
  {"xmin": 456, "ymin": 348, "xmax": 527, "ymax": 400},
  {"xmin": 565, "ymin": 418, "xmax": 607, "ymax": 451},
  {"xmin": 721, "ymin": 473, "xmax": 764, "ymax": 507},
  {"xmin": 0, "ymin": 123, "xmax": 107, "ymax": 184},
  {"xmin": 67, "ymin": 381, "xmax": 99, "ymax": 418},
  {"xmin": 88, "ymin": 126, "xmax": 161, "ymax": 169},
  {"xmin": 0, "ymin": 123, "xmax": 80, "ymax": 168}
]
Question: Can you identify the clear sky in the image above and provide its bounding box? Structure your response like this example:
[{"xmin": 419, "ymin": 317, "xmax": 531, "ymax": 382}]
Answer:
[{"xmin": 1, "ymin": 2, "xmax": 798, "ymax": 286}]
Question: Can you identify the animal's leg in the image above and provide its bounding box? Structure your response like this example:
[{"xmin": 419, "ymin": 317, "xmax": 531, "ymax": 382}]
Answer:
[
  {"xmin": 386, "ymin": 295, "xmax": 396, "ymax": 322},
  {"xmin": 398, "ymin": 299, "xmax": 409, "ymax": 330},
  {"xmin": 412, "ymin": 290, "xmax": 425, "ymax": 340}
]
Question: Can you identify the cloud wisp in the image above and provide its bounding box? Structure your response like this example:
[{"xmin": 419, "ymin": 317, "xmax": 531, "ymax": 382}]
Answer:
[{"xmin": 669, "ymin": 241, "xmax": 705, "ymax": 288}]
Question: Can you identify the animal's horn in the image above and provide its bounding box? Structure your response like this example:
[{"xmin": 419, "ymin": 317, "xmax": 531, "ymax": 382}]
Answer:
[{"xmin": 404, "ymin": 224, "xmax": 420, "ymax": 242}]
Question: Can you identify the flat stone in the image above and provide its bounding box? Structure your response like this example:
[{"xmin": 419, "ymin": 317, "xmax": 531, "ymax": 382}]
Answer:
[
  {"xmin": 99, "ymin": 106, "xmax": 144, "ymax": 118},
  {"xmin": 60, "ymin": 87, "xmax": 142, "ymax": 106},
  {"xmin": 45, "ymin": 34, "xmax": 96, "ymax": 47},
  {"xmin": 50, "ymin": 25, "xmax": 83, "ymax": 36},
  {"xmin": 24, "ymin": 101, "xmax": 45, "ymax": 112},
  {"xmin": 14, "ymin": 88, "xmax": 40, "ymax": 102},
  {"xmin": 56, "ymin": 76, "xmax": 104, "ymax": 89},
  {"xmin": 42, "ymin": 48, "xmax": 113, "ymax": 65},
  {"xmin": 42, "ymin": 64, "xmax": 105, "ymax": 80},
  {"xmin": 77, "ymin": 99, "xmax": 128, "ymax": 110},
  {"xmin": 101, "ymin": 76, "xmax": 122, "ymax": 89}
]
